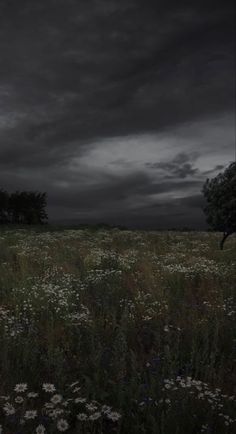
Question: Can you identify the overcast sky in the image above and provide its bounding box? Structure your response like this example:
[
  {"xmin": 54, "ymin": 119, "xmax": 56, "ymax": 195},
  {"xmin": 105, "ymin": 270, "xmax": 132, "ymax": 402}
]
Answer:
[{"xmin": 0, "ymin": 0, "xmax": 235, "ymax": 228}]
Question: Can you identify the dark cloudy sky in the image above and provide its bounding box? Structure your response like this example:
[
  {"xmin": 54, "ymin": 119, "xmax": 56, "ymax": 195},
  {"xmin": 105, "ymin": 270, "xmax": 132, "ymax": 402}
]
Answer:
[{"xmin": 0, "ymin": 0, "xmax": 235, "ymax": 228}]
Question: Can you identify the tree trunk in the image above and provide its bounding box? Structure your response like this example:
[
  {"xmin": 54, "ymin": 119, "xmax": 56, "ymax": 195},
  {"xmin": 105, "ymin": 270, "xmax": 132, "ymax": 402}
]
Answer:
[{"xmin": 220, "ymin": 232, "xmax": 231, "ymax": 250}]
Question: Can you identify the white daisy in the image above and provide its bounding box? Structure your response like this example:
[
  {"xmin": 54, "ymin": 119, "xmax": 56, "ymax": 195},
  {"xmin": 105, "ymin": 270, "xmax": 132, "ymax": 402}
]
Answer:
[
  {"xmin": 0, "ymin": 396, "xmax": 10, "ymax": 401},
  {"xmin": 89, "ymin": 412, "xmax": 101, "ymax": 421},
  {"xmin": 14, "ymin": 383, "xmax": 28, "ymax": 393},
  {"xmin": 44, "ymin": 402, "xmax": 54, "ymax": 409},
  {"xmin": 28, "ymin": 392, "xmax": 39, "ymax": 398},
  {"xmin": 42, "ymin": 383, "xmax": 56, "ymax": 393},
  {"xmin": 77, "ymin": 413, "xmax": 87, "ymax": 421},
  {"xmin": 3, "ymin": 403, "xmax": 16, "ymax": 415},
  {"xmin": 86, "ymin": 403, "xmax": 97, "ymax": 412},
  {"xmin": 15, "ymin": 396, "xmax": 24, "ymax": 403},
  {"xmin": 24, "ymin": 410, "xmax": 37, "ymax": 419},
  {"xmin": 36, "ymin": 425, "xmax": 46, "ymax": 434},
  {"xmin": 106, "ymin": 411, "xmax": 121, "ymax": 422},
  {"xmin": 51, "ymin": 394, "xmax": 63, "ymax": 405},
  {"xmin": 57, "ymin": 419, "xmax": 69, "ymax": 432}
]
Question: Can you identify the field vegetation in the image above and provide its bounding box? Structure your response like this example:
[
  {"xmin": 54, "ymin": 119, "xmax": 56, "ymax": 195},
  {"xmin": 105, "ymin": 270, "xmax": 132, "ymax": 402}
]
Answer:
[{"xmin": 0, "ymin": 227, "xmax": 235, "ymax": 433}]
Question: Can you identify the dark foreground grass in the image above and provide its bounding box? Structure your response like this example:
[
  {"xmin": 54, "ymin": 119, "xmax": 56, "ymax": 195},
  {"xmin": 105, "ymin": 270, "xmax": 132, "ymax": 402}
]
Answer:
[{"xmin": 0, "ymin": 227, "xmax": 235, "ymax": 433}]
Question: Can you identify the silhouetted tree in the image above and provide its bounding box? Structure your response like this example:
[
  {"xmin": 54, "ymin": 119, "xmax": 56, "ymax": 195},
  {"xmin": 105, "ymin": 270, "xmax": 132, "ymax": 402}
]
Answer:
[
  {"xmin": 8, "ymin": 191, "xmax": 48, "ymax": 224},
  {"xmin": 24, "ymin": 192, "xmax": 48, "ymax": 224},
  {"xmin": 202, "ymin": 162, "xmax": 236, "ymax": 249},
  {"xmin": 0, "ymin": 189, "xmax": 9, "ymax": 223},
  {"xmin": 0, "ymin": 190, "xmax": 48, "ymax": 225},
  {"xmin": 8, "ymin": 191, "xmax": 24, "ymax": 224}
]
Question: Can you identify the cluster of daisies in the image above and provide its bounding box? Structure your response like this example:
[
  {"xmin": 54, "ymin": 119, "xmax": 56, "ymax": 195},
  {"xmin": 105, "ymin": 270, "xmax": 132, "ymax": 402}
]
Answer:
[
  {"xmin": 137, "ymin": 375, "xmax": 236, "ymax": 429},
  {"xmin": 0, "ymin": 381, "xmax": 122, "ymax": 433}
]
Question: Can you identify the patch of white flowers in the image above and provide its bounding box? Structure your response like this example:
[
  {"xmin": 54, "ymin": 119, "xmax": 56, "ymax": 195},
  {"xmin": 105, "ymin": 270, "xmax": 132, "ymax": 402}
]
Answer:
[
  {"xmin": 160, "ymin": 376, "xmax": 236, "ymax": 427},
  {"xmin": 161, "ymin": 257, "xmax": 233, "ymax": 277},
  {"xmin": 0, "ymin": 381, "xmax": 122, "ymax": 432}
]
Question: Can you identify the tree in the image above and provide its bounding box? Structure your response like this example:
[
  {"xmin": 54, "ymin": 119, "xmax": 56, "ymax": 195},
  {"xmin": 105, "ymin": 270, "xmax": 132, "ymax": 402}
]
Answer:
[
  {"xmin": 0, "ymin": 189, "xmax": 9, "ymax": 223},
  {"xmin": 8, "ymin": 191, "xmax": 48, "ymax": 224},
  {"xmin": 202, "ymin": 162, "xmax": 236, "ymax": 249},
  {"xmin": 24, "ymin": 191, "xmax": 48, "ymax": 224},
  {"xmin": 0, "ymin": 190, "xmax": 48, "ymax": 225},
  {"xmin": 8, "ymin": 191, "xmax": 24, "ymax": 224}
]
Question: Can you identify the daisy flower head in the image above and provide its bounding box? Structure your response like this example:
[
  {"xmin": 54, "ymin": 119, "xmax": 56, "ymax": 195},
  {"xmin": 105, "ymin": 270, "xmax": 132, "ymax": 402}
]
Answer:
[
  {"xmin": 15, "ymin": 396, "xmax": 24, "ymax": 404},
  {"xmin": 14, "ymin": 383, "xmax": 28, "ymax": 393},
  {"xmin": 50, "ymin": 394, "xmax": 63, "ymax": 405},
  {"xmin": 86, "ymin": 403, "xmax": 98, "ymax": 412},
  {"xmin": 28, "ymin": 392, "xmax": 39, "ymax": 398},
  {"xmin": 36, "ymin": 425, "xmax": 46, "ymax": 434},
  {"xmin": 25, "ymin": 409, "xmax": 37, "ymax": 419},
  {"xmin": 3, "ymin": 403, "xmax": 16, "ymax": 415},
  {"xmin": 42, "ymin": 383, "xmax": 56, "ymax": 393},
  {"xmin": 89, "ymin": 412, "xmax": 101, "ymax": 421},
  {"xmin": 77, "ymin": 413, "xmax": 87, "ymax": 421},
  {"xmin": 57, "ymin": 419, "xmax": 69, "ymax": 432},
  {"xmin": 106, "ymin": 411, "xmax": 122, "ymax": 422}
]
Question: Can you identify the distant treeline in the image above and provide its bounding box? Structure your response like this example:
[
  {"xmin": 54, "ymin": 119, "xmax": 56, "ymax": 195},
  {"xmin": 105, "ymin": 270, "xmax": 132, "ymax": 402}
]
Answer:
[{"xmin": 0, "ymin": 190, "xmax": 48, "ymax": 224}]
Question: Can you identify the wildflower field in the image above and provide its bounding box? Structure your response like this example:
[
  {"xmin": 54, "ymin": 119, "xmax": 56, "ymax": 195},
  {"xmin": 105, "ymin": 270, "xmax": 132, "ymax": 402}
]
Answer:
[{"xmin": 0, "ymin": 227, "xmax": 235, "ymax": 433}]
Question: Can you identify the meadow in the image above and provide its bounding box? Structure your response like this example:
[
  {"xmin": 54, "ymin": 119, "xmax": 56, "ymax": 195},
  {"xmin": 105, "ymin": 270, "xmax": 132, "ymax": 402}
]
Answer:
[{"xmin": 0, "ymin": 227, "xmax": 235, "ymax": 433}]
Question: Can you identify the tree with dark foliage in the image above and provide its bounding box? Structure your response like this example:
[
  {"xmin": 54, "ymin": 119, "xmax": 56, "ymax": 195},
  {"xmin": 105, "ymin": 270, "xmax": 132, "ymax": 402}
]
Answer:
[
  {"xmin": 202, "ymin": 162, "xmax": 236, "ymax": 250},
  {"xmin": 0, "ymin": 190, "xmax": 48, "ymax": 225},
  {"xmin": 0, "ymin": 189, "xmax": 9, "ymax": 223}
]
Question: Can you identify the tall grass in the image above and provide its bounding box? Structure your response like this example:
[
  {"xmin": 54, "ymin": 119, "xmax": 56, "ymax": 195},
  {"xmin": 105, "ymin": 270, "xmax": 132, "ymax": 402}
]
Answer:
[{"xmin": 0, "ymin": 228, "xmax": 235, "ymax": 433}]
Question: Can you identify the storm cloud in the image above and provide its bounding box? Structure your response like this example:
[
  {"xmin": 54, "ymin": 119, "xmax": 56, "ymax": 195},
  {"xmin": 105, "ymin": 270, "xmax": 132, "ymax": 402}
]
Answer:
[{"xmin": 0, "ymin": 0, "xmax": 235, "ymax": 228}]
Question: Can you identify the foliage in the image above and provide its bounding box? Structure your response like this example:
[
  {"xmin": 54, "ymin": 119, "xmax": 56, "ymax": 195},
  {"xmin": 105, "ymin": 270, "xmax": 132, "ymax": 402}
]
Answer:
[
  {"xmin": 0, "ymin": 190, "xmax": 48, "ymax": 225},
  {"xmin": 0, "ymin": 190, "xmax": 9, "ymax": 224},
  {"xmin": 202, "ymin": 162, "xmax": 236, "ymax": 249}
]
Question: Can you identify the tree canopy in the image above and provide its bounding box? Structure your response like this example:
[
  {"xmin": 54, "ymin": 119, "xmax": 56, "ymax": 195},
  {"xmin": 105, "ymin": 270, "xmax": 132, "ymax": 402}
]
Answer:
[
  {"xmin": 202, "ymin": 162, "xmax": 236, "ymax": 249},
  {"xmin": 0, "ymin": 190, "xmax": 48, "ymax": 225}
]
